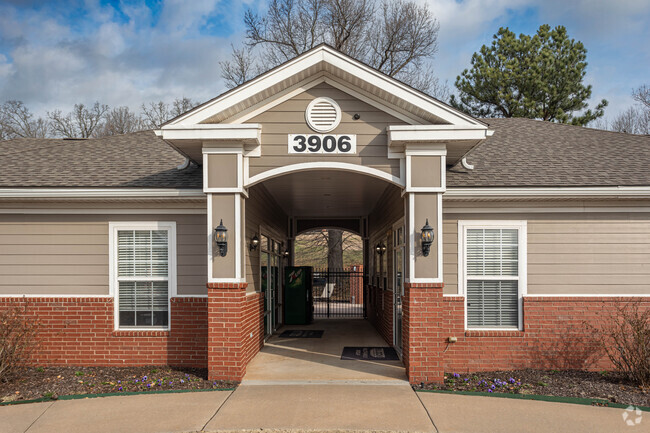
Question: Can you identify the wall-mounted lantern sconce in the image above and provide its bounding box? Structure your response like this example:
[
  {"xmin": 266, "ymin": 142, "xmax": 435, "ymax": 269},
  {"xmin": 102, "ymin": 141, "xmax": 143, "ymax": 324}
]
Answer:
[
  {"xmin": 214, "ymin": 219, "xmax": 228, "ymax": 257},
  {"xmin": 249, "ymin": 234, "xmax": 260, "ymax": 251},
  {"xmin": 283, "ymin": 250, "xmax": 290, "ymax": 258},
  {"xmin": 421, "ymin": 219, "xmax": 434, "ymax": 257},
  {"xmin": 375, "ymin": 242, "xmax": 387, "ymax": 256}
]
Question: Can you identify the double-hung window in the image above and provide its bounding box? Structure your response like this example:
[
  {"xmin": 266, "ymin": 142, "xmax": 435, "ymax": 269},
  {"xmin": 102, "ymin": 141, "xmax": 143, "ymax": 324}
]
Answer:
[
  {"xmin": 110, "ymin": 222, "xmax": 176, "ymax": 330},
  {"xmin": 459, "ymin": 221, "xmax": 527, "ymax": 330}
]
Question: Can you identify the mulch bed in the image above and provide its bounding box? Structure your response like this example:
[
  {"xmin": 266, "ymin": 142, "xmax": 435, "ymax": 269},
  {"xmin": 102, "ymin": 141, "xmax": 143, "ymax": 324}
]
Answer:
[
  {"xmin": 0, "ymin": 366, "xmax": 237, "ymax": 403},
  {"xmin": 416, "ymin": 370, "xmax": 649, "ymax": 408}
]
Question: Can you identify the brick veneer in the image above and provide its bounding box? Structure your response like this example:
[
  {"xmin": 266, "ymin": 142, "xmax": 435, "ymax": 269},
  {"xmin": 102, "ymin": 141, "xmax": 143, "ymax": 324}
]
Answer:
[
  {"xmin": 403, "ymin": 282, "xmax": 445, "ymax": 384},
  {"xmin": 0, "ymin": 296, "xmax": 207, "ymax": 367},
  {"xmin": 366, "ymin": 284, "xmax": 393, "ymax": 346},
  {"xmin": 206, "ymin": 282, "xmax": 264, "ymax": 382},
  {"xmin": 441, "ymin": 296, "xmax": 650, "ymax": 373}
]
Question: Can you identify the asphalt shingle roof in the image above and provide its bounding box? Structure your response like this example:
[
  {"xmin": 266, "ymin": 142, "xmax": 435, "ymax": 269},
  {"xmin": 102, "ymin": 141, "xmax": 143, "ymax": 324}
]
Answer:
[
  {"xmin": 0, "ymin": 130, "xmax": 201, "ymax": 188},
  {"xmin": 448, "ymin": 118, "xmax": 650, "ymax": 187},
  {"xmin": 0, "ymin": 119, "xmax": 648, "ymax": 189}
]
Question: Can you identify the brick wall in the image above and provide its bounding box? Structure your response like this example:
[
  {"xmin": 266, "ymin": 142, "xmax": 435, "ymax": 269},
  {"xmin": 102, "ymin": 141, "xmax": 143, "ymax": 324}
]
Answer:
[
  {"xmin": 206, "ymin": 283, "xmax": 265, "ymax": 382},
  {"xmin": 0, "ymin": 297, "xmax": 207, "ymax": 367},
  {"xmin": 403, "ymin": 283, "xmax": 444, "ymax": 384},
  {"xmin": 441, "ymin": 296, "xmax": 650, "ymax": 374},
  {"xmin": 366, "ymin": 284, "xmax": 393, "ymax": 345}
]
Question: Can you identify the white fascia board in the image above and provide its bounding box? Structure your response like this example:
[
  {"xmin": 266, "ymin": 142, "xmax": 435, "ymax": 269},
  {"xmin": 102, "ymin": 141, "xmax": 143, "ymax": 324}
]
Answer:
[
  {"xmin": 158, "ymin": 124, "xmax": 262, "ymax": 144},
  {"xmin": 166, "ymin": 45, "xmax": 485, "ymax": 128},
  {"xmin": 321, "ymin": 49, "xmax": 485, "ymax": 127},
  {"xmin": 387, "ymin": 125, "xmax": 490, "ymax": 146},
  {"xmin": 0, "ymin": 188, "xmax": 205, "ymax": 199},
  {"xmin": 445, "ymin": 186, "xmax": 650, "ymax": 199},
  {"xmin": 169, "ymin": 53, "xmax": 323, "ymax": 125}
]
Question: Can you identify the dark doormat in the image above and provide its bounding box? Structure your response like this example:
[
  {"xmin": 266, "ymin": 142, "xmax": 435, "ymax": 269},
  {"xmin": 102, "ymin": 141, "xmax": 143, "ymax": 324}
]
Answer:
[
  {"xmin": 279, "ymin": 330, "xmax": 324, "ymax": 338},
  {"xmin": 341, "ymin": 346, "xmax": 400, "ymax": 361}
]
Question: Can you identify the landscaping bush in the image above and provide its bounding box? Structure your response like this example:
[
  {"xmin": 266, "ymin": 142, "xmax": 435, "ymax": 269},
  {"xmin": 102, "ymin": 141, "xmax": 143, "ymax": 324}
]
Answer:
[
  {"xmin": 588, "ymin": 301, "xmax": 650, "ymax": 388},
  {"xmin": 0, "ymin": 301, "xmax": 41, "ymax": 382}
]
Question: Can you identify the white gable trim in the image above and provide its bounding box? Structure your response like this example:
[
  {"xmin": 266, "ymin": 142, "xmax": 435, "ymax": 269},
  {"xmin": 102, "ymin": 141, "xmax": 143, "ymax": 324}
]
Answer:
[
  {"xmin": 246, "ymin": 162, "xmax": 404, "ymax": 188},
  {"xmin": 163, "ymin": 45, "xmax": 485, "ymax": 128},
  {"xmin": 227, "ymin": 73, "xmax": 426, "ymax": 125}
]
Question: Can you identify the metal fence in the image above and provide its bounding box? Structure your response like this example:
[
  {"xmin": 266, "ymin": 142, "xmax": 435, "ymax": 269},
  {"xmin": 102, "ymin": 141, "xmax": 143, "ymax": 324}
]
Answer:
[{"xmin": 312, "ymin": 267, "xmax": 365, "ymax": 318}]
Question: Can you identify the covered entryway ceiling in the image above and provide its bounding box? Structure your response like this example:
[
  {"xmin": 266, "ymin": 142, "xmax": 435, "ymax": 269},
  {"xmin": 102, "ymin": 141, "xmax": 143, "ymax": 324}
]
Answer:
[{"xmin": 259, "ymin": 170, "xmax": 395, "ymax": 218}]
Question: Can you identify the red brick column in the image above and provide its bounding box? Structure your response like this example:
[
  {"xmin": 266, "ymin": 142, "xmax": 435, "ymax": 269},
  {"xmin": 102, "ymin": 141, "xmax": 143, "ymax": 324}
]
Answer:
[
  {"xmin": 207, "ymin": 282, "xmax": 249, "ymax": 381},
  {"xmin": 403, "ymin": 282, "xmax": 444, "ymax": 384}
]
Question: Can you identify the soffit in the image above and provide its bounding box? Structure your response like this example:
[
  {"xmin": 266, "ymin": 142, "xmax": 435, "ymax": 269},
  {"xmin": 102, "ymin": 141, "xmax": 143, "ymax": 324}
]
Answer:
[{"xmin": 259, "ymin": 169, "xmax": 392, "ymax": 218}]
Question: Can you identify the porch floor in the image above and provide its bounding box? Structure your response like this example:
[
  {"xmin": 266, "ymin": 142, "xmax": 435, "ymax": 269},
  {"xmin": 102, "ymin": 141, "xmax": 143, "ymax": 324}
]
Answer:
[{"xmin": 242, "ymin": 319, "xmax": 407, "ymax": 383}]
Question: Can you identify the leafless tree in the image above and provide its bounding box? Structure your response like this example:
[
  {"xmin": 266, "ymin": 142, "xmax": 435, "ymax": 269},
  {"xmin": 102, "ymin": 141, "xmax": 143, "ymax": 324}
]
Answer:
[
  {"xmin": 48, "ymin": 102, "xmax": 109, "ymax": 138},
  {"xmin": 220, "ymin": 45, "xmax": 262, "ymax": 89},
  {"xmin": 94, "ymin": 106, "xmax": 145, "ymax": 137},
  {"xmin": 222, "ymin": 0, "xmax": 446, "ymax": 96},
  {"xmin": 610, "ymin": 85, "xmax": 650, "ymax": 135},
  {"xmin": 141, "ymin": 97, "xmax": 199, "ymax": 129},
  {"xmin": 294, "ymin": 229, "xmax": 363, "ymax": 268},
  {"xmin": 0, "ymin": 100, "xmax": 49, "ymax": 139},
  {"xmin": 633, "ymin": 84, "xmax": 649, "ymax": 109}
]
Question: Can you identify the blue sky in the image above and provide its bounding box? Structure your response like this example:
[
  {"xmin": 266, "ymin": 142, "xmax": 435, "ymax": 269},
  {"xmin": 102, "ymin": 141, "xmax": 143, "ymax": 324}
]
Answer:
[{"xmin": 0, "ymin": 0, "xmax": 648, "ymax": 124}]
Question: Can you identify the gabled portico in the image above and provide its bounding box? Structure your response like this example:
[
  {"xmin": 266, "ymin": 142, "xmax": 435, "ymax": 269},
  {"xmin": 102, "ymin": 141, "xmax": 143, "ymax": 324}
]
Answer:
[{"xmin": 156, "ymin": 44, "xmax": 491, "ymax": 383}]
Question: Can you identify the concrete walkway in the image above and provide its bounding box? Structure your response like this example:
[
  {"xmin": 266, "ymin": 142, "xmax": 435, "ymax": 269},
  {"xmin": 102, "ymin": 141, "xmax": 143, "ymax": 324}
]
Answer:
[
  {"xmin": 243, "ymin": 319, "xmax": 407, "ymax": 383},
  {"xmin": 1, "ymin": 386, "xmax": 643, "ymax": 432}
]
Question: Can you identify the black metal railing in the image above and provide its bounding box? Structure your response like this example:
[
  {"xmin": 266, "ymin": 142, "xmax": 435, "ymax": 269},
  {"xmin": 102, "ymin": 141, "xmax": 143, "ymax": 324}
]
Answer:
[{"xmin": 312, "ymin": 267, "xmax": 365, "ymax": 318}]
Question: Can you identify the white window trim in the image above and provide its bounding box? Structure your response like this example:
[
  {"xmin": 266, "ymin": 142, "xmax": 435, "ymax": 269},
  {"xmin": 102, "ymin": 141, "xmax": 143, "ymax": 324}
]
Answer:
[
  {"xmin": 109, "ymin": 221, "xmax": 177, "ymax": 331},
  {"xmin": 458, "ymin": 220, "xmax": 527, "ymax": 331}
]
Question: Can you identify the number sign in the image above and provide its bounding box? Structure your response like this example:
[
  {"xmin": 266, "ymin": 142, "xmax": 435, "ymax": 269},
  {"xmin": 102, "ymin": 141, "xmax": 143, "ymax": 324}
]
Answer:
[{"xmin": 288, "ymin": 134, "xmax": 357, "ymax": 154}]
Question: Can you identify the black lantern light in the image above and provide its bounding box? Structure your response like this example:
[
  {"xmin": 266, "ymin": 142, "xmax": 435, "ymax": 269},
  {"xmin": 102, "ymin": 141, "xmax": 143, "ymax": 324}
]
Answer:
[
  {"xmin": 375, "ymin": 242, "xmax": 387, "ymax": 256},
  {"xmin": 250, "ymin": 234, "xmax": 260, "ymax": 251},
  {"xmin": 214, "ymin": 219, "xmax": 228, "ymax": 257},
  {"xmin": 420, "ymin": 219, "xmax": 434, "ymax": 257}
]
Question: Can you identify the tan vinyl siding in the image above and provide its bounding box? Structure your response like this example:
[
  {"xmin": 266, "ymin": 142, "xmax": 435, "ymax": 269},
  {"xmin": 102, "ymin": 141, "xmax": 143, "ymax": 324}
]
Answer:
[
  {"xmin": 245, "ymin": 184, "xmax": 289, "ymax": 293},
  {"xmin": 246, "ymin": 82, "xmax": 405, "ymax": 178},
  {"xmin": 0, "ymin": 213, "xmax": 207, "ymax": 296},
  {"xmin": 368, "ymin": 185, "xmax": 404, "ymax": 290},
  {"xmin": 444, "ymin": 212, "xmax": 650, "ymax": 295}
]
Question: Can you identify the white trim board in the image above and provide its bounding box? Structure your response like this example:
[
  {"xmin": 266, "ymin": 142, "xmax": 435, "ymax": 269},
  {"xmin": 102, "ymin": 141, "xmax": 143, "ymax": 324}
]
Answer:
[
  {"xmin": 0, "ymin": 208, "xmax": 206, "ymax": 214},
  {"xmin": 0, "ymin": 188, "xmax": 205, "ymax": 198},
  {"xmin": 246, "ymin": 162, "xmax": 404, "ymax": 188},
  {"xmin": 445, "ymin": 186, "xmax": 650, "ymax": 199},
  {"xmin": 443, "ymin": 206, "xmax": 650, "ymax": 214},
  {"xmin": 457, "ymin": 220, "xmax": 528, "ymax": 332},
  {"xmin": 163, "ymin": 45, "xmax": 485, "ymax": 128},
  {"xmin": 108, "ymin": 221, "xmax": 177, "ymax": 331}
]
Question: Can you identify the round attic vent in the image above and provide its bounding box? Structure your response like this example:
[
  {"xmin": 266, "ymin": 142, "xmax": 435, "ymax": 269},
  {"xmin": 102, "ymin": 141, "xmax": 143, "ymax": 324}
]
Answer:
[{"xmin": 305, "ymin": 97, "xmax": 341, "ymax": 133}]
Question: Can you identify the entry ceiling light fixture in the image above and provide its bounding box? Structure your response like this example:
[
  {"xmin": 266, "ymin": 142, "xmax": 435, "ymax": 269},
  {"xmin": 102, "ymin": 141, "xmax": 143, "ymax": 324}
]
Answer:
[
  {"xmin": 375, "ymin": 242, "xmax": 387, "ymax": 256},
  {"xmin": 421, "ymin": 219, "xmax": 434, "ymax": 257},
  {"xmin": 214, "ymin": 219, "xmax": 228, "ymax": 257},
  {"xmin": 249, "ymin": 234, "xmax": 260, "ymax": 251}
]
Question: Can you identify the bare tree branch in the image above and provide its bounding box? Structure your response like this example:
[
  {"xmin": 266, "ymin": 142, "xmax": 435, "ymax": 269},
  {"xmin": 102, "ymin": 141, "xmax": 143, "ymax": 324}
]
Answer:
[
  {"xmin": 94, "ymin": 106, "xmax": 145, "ymax": 137},
  {"xmin": 0, "ymin": 101, "xmax": 49, "ymax": 139},
  {"xmin": 48, "ymin": 102, "xmax": 109, "ymax": 138}
]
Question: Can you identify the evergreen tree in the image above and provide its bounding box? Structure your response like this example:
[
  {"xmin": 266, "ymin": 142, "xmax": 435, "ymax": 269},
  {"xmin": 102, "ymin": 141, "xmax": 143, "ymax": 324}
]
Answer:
[{"xmin": 451, "ymin": 25, "xmax": 607, "ymax": 126}]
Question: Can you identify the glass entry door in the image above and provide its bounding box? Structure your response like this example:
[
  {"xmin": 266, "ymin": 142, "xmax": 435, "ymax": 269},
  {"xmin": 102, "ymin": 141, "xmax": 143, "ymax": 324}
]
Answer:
[{"xmin": 393, "ymin": 225, "xmax": 405, "ymax": 355}]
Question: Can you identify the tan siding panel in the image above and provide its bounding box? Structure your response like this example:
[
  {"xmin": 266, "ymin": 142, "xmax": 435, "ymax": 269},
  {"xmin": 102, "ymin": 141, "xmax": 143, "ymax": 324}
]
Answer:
[
  {"xmin": 0, "ymin": 213, "xmax": 207, "ymax": 296},
  {"xmin": 247, "ymin": 83, "xmax": 404, "ymax": 179},
  {"xmin": 245, "ymin": 184, "xmax": 289, "ymax": 293},
  {"xmin": 443, "ymin": 212, "xmax": 650, "ymax": 296}
]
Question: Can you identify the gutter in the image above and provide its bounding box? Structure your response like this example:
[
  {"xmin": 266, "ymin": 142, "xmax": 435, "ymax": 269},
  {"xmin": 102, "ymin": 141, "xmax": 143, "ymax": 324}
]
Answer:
[
  {"xmin": 444, "ymin": 186, "xmax": 650, "ymax": 199},
  {"xmin": 0, "ymin": 188, "xmax": 206, "ymax": 199}
]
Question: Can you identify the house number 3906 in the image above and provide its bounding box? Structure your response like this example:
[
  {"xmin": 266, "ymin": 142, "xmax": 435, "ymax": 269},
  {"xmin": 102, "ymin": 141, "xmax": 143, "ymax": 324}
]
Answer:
[{"xmin": 288, "ymin": 134, "xmax": 357, "ymax": 154}]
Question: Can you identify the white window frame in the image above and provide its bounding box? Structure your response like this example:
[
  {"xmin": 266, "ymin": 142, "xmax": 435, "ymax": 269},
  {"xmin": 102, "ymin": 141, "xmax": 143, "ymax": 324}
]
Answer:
[
  {"xmin": 109, "ymin": 221, "xmax": 177, "ymax": 331},
  {"xmin": 458, "ymin": 220, "xmax": 527, "ymax": 331}
]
